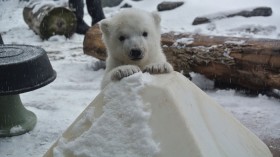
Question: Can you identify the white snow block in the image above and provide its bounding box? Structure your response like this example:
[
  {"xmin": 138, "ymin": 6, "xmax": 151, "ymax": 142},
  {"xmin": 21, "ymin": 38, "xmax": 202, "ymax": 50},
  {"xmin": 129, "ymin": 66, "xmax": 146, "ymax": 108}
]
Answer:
[{"xmin": 43, "ymin": 72, "xmax": 272, "ymax": 157}]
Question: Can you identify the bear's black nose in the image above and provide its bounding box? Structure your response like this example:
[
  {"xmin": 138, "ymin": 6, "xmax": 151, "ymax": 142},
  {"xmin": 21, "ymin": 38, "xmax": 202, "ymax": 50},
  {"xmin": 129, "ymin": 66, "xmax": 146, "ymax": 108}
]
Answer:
[{"xmin": 129, "ymin": 49, "xmax": 143, "ymax": 60}]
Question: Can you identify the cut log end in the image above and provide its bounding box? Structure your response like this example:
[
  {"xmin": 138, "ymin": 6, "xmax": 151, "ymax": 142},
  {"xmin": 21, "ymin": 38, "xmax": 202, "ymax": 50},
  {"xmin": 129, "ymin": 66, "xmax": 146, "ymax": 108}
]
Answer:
[
  {"xmin": 40, "ymin": 7, "xmax": 77, "ymax": 39},
  {"xmin": 83, "ymin": 25, "xmax": 107, "ymax": 60}
]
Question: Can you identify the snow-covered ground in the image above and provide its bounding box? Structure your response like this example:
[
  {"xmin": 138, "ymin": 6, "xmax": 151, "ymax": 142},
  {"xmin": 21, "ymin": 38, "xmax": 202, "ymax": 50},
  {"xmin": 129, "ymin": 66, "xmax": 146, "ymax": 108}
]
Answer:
[{"xmin": 0, "ymin": 0, "xmax": 279, "ymax": 156}]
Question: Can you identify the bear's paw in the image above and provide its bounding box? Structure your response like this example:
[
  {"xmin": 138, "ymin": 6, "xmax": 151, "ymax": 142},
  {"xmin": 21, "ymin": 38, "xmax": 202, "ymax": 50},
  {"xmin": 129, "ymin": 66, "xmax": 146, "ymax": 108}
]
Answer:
[
  {"xmin": 143, "ymin": 62, "xmax": 173, "ymax": 74},
  {"xmin": 111, "ymin": 65, "xmax": 141, "ymax": 80}
]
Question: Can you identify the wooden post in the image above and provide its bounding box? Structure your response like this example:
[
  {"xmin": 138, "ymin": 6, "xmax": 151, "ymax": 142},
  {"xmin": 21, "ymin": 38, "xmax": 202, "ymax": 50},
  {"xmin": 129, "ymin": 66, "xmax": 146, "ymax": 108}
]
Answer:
[
  {"xmin": 83, "ymin": 25, "xmax": 280, "ymax": 91},
  {"xmin": 23, "ymin": 1, "xmax": 77, "ymax": 39}
]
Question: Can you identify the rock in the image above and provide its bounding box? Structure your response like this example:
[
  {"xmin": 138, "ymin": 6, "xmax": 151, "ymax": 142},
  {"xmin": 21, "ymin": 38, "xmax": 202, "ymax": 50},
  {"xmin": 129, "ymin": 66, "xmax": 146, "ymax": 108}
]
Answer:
[
  {"xmin": 240, "ymin": 7, "xmax": 272, "ymax": 17},
  {"xmin": 192, "ymin": 17, "xmax": 210, "ymax": 25},
  {"xmin": 157, "ymin": 1, "xmax": 184, "ymax": 11},
  {"xmin": 43, "ymin": 72, "xmax": 273, "ymax": 157},
  {"xmin": 101, "ymin": 0, "xmax": 123, "ymax": 7},
  {"xmin": 121, "ymin": 3, "xmax": 132, "ymax": 8}
]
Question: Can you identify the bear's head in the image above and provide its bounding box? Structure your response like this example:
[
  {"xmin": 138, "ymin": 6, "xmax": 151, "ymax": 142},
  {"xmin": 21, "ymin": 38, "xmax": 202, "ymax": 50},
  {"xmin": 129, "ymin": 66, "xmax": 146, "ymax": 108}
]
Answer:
[{"xmin": 100, "ymin": 8, "xmax": 162, "ymax": 66}]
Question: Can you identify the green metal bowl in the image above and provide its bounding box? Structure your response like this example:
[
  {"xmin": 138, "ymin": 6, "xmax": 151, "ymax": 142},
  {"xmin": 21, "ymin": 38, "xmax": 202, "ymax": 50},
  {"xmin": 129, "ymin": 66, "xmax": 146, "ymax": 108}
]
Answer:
[{"xmin": 0, "ymin": 44, "xmax": 56, "ymax": 95}]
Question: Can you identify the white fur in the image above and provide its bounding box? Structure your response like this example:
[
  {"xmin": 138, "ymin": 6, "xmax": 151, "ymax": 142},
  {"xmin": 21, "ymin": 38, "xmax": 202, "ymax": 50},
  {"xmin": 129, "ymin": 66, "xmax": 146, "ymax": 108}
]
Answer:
[{"xmin": 100, "ymin": 8, "xmax": 173, "ymax": 89}]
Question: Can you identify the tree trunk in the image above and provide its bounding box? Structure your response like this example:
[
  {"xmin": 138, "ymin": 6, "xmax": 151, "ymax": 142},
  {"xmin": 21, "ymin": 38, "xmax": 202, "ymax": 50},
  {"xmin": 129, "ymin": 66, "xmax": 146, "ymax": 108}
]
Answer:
[
  {"xmin": 83, "ymin": 24, "xmax": 280, "ymax": 91},
  {"xmin": 23, "ymin": 1, "xmax": 77, "ymax": 40}
]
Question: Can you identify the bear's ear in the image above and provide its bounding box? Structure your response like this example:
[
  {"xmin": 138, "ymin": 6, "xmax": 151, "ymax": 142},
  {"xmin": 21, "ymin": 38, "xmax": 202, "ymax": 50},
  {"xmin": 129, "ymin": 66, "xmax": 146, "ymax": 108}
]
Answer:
[
  {"xmin": 151, "ymin": 11, "xmax": 161, "ymax": 26},
  {"xmin": 100, "ymin": 19, "xmax": 111, "ymax": 35}
]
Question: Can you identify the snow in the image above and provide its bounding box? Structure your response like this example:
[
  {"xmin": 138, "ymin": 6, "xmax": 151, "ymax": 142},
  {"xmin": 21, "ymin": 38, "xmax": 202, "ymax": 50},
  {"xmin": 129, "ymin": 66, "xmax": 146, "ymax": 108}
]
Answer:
[
  {"xmin": 10, "ymin": 125, "xmax": 25, "ymax": 134},
  {"xmin": 189, "ymin": 72, "xmax": 215, "ymax": 90},
  {"xmin": 157, "ymin": 0, "xmax": 280, "ymax": 39},
  {"xmin": 29, "ymin": 0, "xmax": 68, "ymax": 13},
  {"xmin": 53, "ymin": 73, "xmax": 159, "ymax": 157},
  {"xmin": 224, "ymin": 40, "xmax": 245, "ymax": 45},
  {"xmin": 208, "ymin": 90, "xmax": 280, "ymax": 140},
  {"xmin": 0, "ymin": 0, "xmax": 279, "ymax": 156},
  {"xmin": 176, "ymin": 37, "xmax": 194, "ymax": 45}
]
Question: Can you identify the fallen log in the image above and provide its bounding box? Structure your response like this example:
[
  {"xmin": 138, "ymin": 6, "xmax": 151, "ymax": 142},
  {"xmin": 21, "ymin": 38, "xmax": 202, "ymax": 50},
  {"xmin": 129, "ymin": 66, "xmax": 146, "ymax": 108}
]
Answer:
[
  {"xmin": 192, "ymin": 7, "xmax": 272, "ymax": 25},
  {"xmin": 23, "ymin": 1, "xmax": 77, "ymax": 39},
  {"xmin": 83, "ymin": 25, "xmax": 280, "ymax": 91}
]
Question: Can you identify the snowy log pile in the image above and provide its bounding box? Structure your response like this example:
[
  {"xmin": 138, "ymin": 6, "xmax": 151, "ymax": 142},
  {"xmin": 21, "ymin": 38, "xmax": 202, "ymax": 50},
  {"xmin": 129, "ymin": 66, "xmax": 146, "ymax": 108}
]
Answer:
[
  {"xmin": 83, "ymin": 25, "xmax": 280, "ymax": 91},
  {"xmin": 23, "ymin": 1, "xmax": 76, "ymax": 39}
]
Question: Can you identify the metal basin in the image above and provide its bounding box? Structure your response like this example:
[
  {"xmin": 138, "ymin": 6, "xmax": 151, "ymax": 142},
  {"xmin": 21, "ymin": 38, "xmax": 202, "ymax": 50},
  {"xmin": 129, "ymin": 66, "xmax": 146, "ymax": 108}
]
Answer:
[{"xmin": 0, "ymin": 44, "xmax": 56, "ymax": 95}]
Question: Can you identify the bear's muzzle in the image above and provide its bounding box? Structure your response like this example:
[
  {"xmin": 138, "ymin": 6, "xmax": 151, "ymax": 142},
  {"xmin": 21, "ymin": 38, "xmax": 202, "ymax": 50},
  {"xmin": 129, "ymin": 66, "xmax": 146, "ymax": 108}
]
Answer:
[{"xmin": 129, "ymin": 49, "xmax": 143, "ymax": 60}]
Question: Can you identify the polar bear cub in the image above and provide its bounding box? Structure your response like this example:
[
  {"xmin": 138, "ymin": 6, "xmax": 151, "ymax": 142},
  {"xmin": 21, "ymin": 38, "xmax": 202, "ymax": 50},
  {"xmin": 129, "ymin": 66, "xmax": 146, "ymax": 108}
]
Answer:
[{"xmin": 100, "ymin": 8, "xmax": 173, "ymax": 89}]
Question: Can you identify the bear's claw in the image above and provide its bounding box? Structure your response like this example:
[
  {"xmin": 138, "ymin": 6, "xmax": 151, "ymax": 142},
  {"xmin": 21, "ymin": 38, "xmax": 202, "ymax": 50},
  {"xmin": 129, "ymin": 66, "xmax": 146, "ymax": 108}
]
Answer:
[
  {"xmin": 111, "ymin": 65, "xmax": 141, "ymax": 80},
  {"xmin": 143, "ymin": 62, "xmax": 173, "ymax": 74}
]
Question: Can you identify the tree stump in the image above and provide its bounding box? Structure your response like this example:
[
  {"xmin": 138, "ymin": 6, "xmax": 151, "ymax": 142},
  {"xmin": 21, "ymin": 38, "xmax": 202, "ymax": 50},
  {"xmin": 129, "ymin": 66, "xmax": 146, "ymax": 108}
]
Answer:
[
  {"xmin": 23, "ymin": 1, "xmax": 77, "ymax": 39},
  {"xmin": 83, "ymin": 24, "xmax": 280, "ymax": 91}
]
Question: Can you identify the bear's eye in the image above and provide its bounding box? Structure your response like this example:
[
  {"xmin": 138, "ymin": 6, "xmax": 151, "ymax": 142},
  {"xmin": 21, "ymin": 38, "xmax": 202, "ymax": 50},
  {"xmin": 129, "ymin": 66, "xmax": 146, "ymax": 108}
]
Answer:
[
  {"xmin": 119, "ymin": 36, "xmax": 125, "ymax": 42},
  {"xmin": 142, "ymin": 31, "xmax": 148, "ymax": 37}
]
